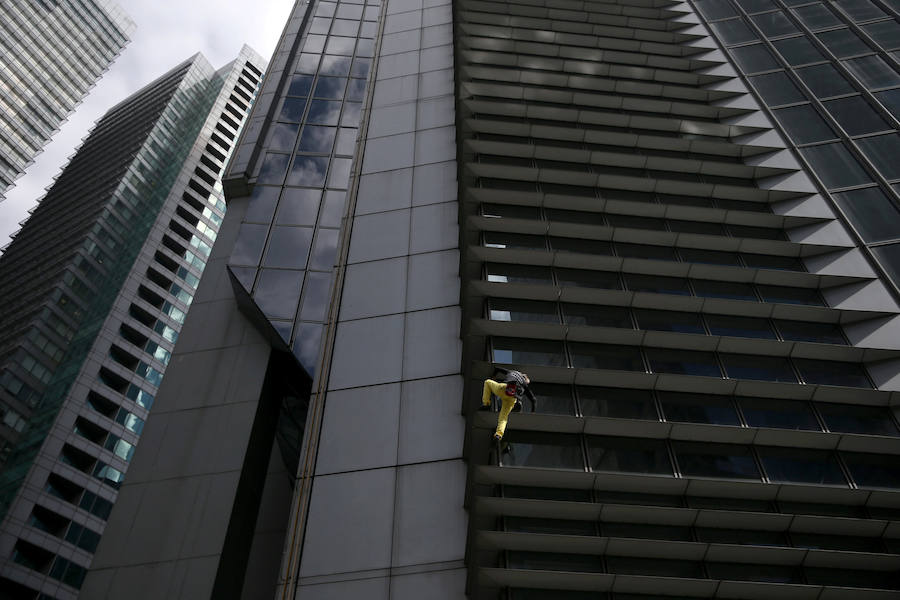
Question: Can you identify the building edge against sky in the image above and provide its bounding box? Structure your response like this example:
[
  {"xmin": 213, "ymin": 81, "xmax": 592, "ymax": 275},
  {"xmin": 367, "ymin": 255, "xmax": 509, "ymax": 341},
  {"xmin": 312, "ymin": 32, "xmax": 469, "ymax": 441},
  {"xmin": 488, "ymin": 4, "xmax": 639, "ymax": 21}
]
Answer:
[
  {"xmin": 0, "ymin": 46, "xmax": 265, "ymax": 600},
  {"xmin": 83, "ymin": 0, "xmax": 900, "ymax": 598},
  {"xmin": 0, "ymin": 0, "xmax": 134, "ymax": 202}
]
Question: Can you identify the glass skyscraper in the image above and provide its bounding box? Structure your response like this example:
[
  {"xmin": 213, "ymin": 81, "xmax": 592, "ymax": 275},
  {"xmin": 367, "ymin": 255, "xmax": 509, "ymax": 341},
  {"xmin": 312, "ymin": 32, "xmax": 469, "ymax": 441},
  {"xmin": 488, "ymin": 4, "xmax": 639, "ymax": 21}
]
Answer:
[
  {"xmin": 84, "ymin": 0, "xmax": 900, "ymax": 598},
  {"xmin": 0, "ymin": 0, "xmax": 134, "ymax": 200},
  {"xmin": 0, "ymin": 47, "xmax": 264, "ymax": 599}
]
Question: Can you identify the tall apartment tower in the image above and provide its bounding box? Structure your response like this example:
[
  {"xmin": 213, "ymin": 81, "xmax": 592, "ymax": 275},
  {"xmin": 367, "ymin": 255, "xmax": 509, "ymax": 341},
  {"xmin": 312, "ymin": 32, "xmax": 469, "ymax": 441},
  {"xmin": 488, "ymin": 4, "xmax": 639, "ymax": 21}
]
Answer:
[
  {"xmin": 0, "ymin": 0, "xmax": 134, "ymax": 201},
  {"xmin": 0, "ymin": 47, "xmax": 265, "ymax": 599},
  {"xmin": 85, "ymin": 0, "xmax": 900, "ymax": 598}
]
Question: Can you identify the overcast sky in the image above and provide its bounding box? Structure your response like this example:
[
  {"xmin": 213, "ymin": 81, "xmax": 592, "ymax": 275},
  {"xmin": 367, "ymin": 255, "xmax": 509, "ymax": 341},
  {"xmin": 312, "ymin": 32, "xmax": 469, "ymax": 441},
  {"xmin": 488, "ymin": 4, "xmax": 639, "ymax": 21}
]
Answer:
[{"xmin": 0, "ymin": 0, "xmax": 295, "ymax": 251}]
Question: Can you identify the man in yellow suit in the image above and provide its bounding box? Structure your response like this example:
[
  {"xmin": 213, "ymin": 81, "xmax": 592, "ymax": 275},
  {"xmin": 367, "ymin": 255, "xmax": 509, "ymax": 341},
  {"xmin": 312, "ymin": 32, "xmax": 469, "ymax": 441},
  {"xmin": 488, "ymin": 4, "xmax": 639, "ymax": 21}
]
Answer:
[{"xmin": 480, "ymin": 367, "xmax": 537, "ymax": 442}]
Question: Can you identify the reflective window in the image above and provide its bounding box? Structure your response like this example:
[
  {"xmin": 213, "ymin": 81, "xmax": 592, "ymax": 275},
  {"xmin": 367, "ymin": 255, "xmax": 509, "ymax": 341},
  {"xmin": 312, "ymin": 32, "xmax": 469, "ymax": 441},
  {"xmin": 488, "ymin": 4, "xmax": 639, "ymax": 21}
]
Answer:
[
  {"xmin": 297, "ymin": 125, "xmax": 336, "ymax": 153},
  {"xmin": 696, "ymin": 527, "xmax": 788, "ymax": 546},
  {"xmin": 230, "ymin": 223, "xmax": 268, "ymax": 266},
  {"xmin": 752, "ymin": 11, "xmax": 799, "ymax": 37},
  {"xmin": 607, "ymin": 557, "xmax": 703, "ymax": 578},
  {"xmin": 728, "ymin": 224, "xmax": 785, "ymax": 240},
  {"xmin": 743, "ymin": 253, "xmax": 804, "ymax": 271},
  {"xmin": 319, "ymin": 191, "xmax": 346, "ymax": 227},
  {"xmin": 624, "ymin": 273, "xmax": 691, "ymax": 295},
  {"xmin": 817, "ymin": 402, "xmax": 899, "ymax": 435},
  {"xmin": 244, "ymin": 186, "xmax": 280, "ymax": 223},
  {"xmin": 740, "ymin": 397, "xmax": 821, "ymax": 430},
  {"xmin": 731, "ymin": 43, "xmax": 780, "ymax": 73},
  {"xmin": 794, "ymin": 358, "xmax": 871, "ymax": 387},
  {"xmin": 602, "ymin": 522, "xmax": 693, "ymax": 541},
  {"xmin": 646, "ymin": 348, "xmax": 721, "ymax": 377},
  {"xmin": 501, "ymin": 432, "xmax": 584, "ymax": 469},
  {"xmin": 493, "ymin": 337, "xmax": 566, "ymax": 366},
  {"xmin": 673, "ymin": 442, "xmax": 760, "ymax": 479},
  {"xmin": 287, "ymin": 156, "xmax": 329, "ymax": 187},
  {"xmin": 749, "ymin": 71, "xmax": 806, "ymax": 105},
  {"xmin": 295, "ymin": 52, "xmax": 321, "ymax": 73},
  {"xmin": 253, "ymin": 269, "xmax": 304, "ymax": 319},
  {"xmin": 507, "ymin": 551, "xmax": 603, "ymax": 572},
  {"xmin": 757, "ymin": 284, "xmax": 823, "ymax": 305},
  {"xmin": 658, "ymin": 391, "xmax": 740, "ymax": 425},
  {"xmin": 863, "ymin": 20, "xmax": 900, "ymax": 50},
  {"xmin": 563, "ymin": 303, "xmax": 632, "ymax": 328},
  {"xmin": 817, "ymin": 28, "xmax": 871, "ymax": 57},
  {"xmin": 793, "ymin": 4, "xmax": 841, "ymax": 29},
  {"xmin": 556, "ymin": 268, "xmax": 621, "ymax": 289},
  {"xmin": 823, "ymin": 95, "xmax": 891, "ymax": 135},
  {"xmin": 327, "ymin": 157, "xmax": 352, "ymax": 189},
  {"xmin": 634, "ymin": 309, "xmax": 703, "ymax": 334},
  {"xmin": 588, "ymin": 436, "xmax": 672, "ymax": 475},
  {"xmin": 873, "ymin": 243, "xmax": 900, "ymax": 286},
  {"xmin": 320, "ymin": 55, "xmax": 352, "ymax": 77},
  {"xmin": 346, "ymin": 78, "xmax": 366, "ymax": 101},
  {"xmin": 310, "ymin": 228, "xmax": 340, "ymax": 270},
  {"xmin": 489, "ymin": 299, "xmax": 559, "ymax": 323},
  {"xmin": 801, "ymin": 143, "xmax": 871, "ymax": 189},
  {"xmin": 528, "ymin": 383, "xmax": 575, "ymax": 415},
  {"xmin": 485, "ymin": 263, "xmax": 552, "ymax": 284},
  {"xmin": 503, "ymin": 485, "xmax": 592, "ymax": 502},
  {"xmin": 257, "ymin": 153, "xmax": 290, "ymax": 184},
  {"xmin": 607, "ymin": 214, "xmax": 666, "ymax": 230},
  {"xmin": 267, "ymin": 123, "xmax": 299, "ymax": 152},
  {"xmin": 299, "ymin": 271, "xmax": 332, "ymax": 321},
  {"xmin": 505, "ymin": 517, "xmax": 596, "ymax": 536},
  {"xmin": 569, "ymin": 343, "xmax": 644, "ymax": 371},
  {"xmin": 483, "ymin": 232, "xmax": 545, "ymax": 249},
  {"xmin": 707, "ymin": 314, "xmax": 775, "ymax": 339},
  {"xmin": 711, "ymin": 18, "xmax": 758, "ymax": 45},
  {"xmin": 758, "ymin": 446, "xmax": 846, "ymax": 485},
  {"xmin": 721, "ymin": 353, "xmax": 798, "ymax": 382},
  {"xmin": 737, "ymin": 0, "xmax": 776, "ymax": 12},
  {"xmin": 578, "ymin": 386, "xmax": 658, "ymax": 420},
  {"xmin": 834, "ymin": 0, "xmax": 886, "ymax": 22},
  {"xmin": 550, "ymin": 237, "xmax": 613, "ymax": 255},
  {"xmin": 843, "ymin": 451, "xmax": 900, "ymax": 488},
  {"xmin": 857, "ymin": 134, "xmax": 900, "ymax": 180},
  {"xmin": 695, "ymin": 0, "xmax": 738, "ymax": 20},
  {"xmin": 669, "ymin": 220, "xmax": 727, "ymax": 235},
  {"xmin": 791, "ymin": 532, "xmax": 884, "ymax": 552},
  {"xmin": 775, "ymin": 319, "xmax": 845, "ymax": 344},
  {"xmin": 693, "ymin": 279, "xmax": 757, "ymax": 301},
  {"xmin": 617, "ymin": 243, "xmax": 677, "ymax": 261},
  {"xmin": 773, "ymin": 104, "xmax": 837, "ymax": 143},
  {"xmin": 306, "ymin": 99, "xmax": 342, "ymax": 125},
  {"xmin": 797, "ymin": 64, "xmax": 857, "ymax": 98},
  {"xmin": 263, "ymin": 226, "xmax": 313, "ymax": 269},
  {"xmin": 844, "ymin": 55, "xmax": 900, "ymax": 89},
  {"xmin": 278, "ymin": 97, "xmax": 308, "ymax": 122},
  {"xmin": 483, "ymin": 203, "xmax": 541, "ymax": 219},
  {"xmin": 707, "ymin": 562, "xmax": 801, "ymax": 583},
  {"xmin": 680, "ymin": 248, "xmax": 741, "ymax": 266},
  {"xmin": 287, "ymin": 74, "xmax": 314, "ymax": 96},
  {"xmin": 334, "ymin": 128, "xmax": 358, "ymax": 156},
  {"xmin": 546, "ymin": 208, "xmax": 606, "ymax": 225},
  {"xmin": 773, "ymin": 36, "xmax": 825, "ymax": 66}
]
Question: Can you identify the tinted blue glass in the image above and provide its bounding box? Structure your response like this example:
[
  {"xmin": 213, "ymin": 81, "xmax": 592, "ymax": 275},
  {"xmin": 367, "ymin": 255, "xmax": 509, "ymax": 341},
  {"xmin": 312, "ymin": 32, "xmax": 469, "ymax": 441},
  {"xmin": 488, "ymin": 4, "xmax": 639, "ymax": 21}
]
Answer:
[
  {"xmin": 307, "ymin": 100, "xmax": 342, "ymax": 125},
  {"xmin": 721, "ymin": 354, "xmax": 798, "ymax": 382},
  {"xmin": 279, "ymin": 97, "xmax": 308, "ymax": 122},
  {"xmin": 257, "ymin": 153, "xmax": 290, "ymax": 184},
  {"xmin": 320, "ymin": 55, "xmax": 352, "ymax": 77},
  {"xmin": 313, "ymin": 76, "xmax": 347, "ymax": 99},
  {"xmin": 296, "ymin": 52, "xmax": 321, "ymax": 73},
  {"xmin": 351, "ymin": 57, "xmax": 372, "ymax": 77},
  {"xmin": 646, "ymin": 349, "xmax": 721, "ymax": 377},
  {"xmin": 298, "ymin": 126, "xmax": 336, "ymax": 153},
  {"xmin": 287, "ymin": 156, "xmax": 329, "ymax": 186},
  {"xmin": 287, "ymin": 74, "xmax": 314, "ymax": 96}
]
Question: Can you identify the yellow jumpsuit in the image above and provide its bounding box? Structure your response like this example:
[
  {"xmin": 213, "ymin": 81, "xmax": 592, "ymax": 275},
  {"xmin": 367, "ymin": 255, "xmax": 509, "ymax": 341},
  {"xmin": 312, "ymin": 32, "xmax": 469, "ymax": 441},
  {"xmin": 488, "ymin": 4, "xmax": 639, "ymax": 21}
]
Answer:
[{"xmin": 482, "ymin": 379, "xmax": 517, "ymax": 439}]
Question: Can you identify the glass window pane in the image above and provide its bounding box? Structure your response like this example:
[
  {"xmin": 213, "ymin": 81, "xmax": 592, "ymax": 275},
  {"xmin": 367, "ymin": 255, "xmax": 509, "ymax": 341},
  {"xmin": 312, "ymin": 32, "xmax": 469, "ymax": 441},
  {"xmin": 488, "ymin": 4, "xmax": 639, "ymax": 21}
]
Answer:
[
  {"xmin": 844, "ymin": 55, "xmax": 900, "ymax": 89},
  {"xmin": 817, "ymin": 28, "xmax": 871, "ymax": 57},
  {"xmin": 287, "ymin": 74, "xmax": 314, "ymax": 96},
  {"xmin": 334, "ymin": 127, "xmax": 358, "ymax": 155},
  {"xmin": 562, "ymin": 303, "xmax": 631, "ymax": 328},
  {"xmin": 578, "ymin": 386, "xmax": 658, "ymax": 420},
  {"xmin": 606, "ymin": 214, "xmax": 665, "ymax": 230},
  {"xmin": 658, "ymin": 391, "xmax": 740, "ymax": 425},
  {"xmin": 817, "ymin": 402, "xmax": 899, "ymax": 435},
  {"xmin": 483, "ymin": 204, "xmax": 542, "ymax": 219},
  {"xmin": 320, "ymin": 55, "xmax": 352, "ymax": 76},
  {"xmin": 834, "ymin": 0, "xmax": 886, "ymax": 21},
  {"xmin": 791, "ymin": 532, "xmax": 883, "ymax": 552},
  {"xmin": 528, "ymin": 383, "xmax": 575, "ymax": 415},
  {"xmin": 679, "ymin": 248, "xmax": 741, "ymax": 266},
  {"xmin": 731, "ymin": 44, "xmax": 780, "ymax": 73},
  {"xmin": 263, "ymin": 226, "xmax": 313, "ymax": 269},
  {"xmin": 253, "ymin": 269, "xmax": 304, "ymax": 319},
  {"xmin": 327, "ymin": 157, "xmax": 352, "ymax": 188},
  {"xmin": 842, "ymin": 451, "xmax": 900, "ymax": 488},
  {"xmin": 501, "ymin": 432, "xmax": 584, "ymax": 469},
  {"xmin": 307, "ymin": 100, "xmax": 342, "ymax": 125},
  {"xmin": 711, "ymin": 18, "xmax": 758, "ymax": 45},
  {"xmin": 646, "ymin": 348, "xmax": 722, "ymax": 377},
  {"xmin": 757, "ymin": 284, "xmax": 823, "ymax": 305},
  {"xmin": 634, "ymin": 309, "xmax": 704, "ymax": 334},
  {"xmin": 695, "ymin": 0, "xmax": 738, "ymax": 20},
  {"xmin": 506, "ymin": 517, "xmax": 596, "ymax": 536},
  {"xmin": 569, "ymin": 343, "xmax": 644, "ymax": 371},
  {"xmin": 616, "ymin": 242, "xmax": 677, "ymax": 260},
  {"xmin": 267, "ymin": 123, "xmax": 299, "ymax": 152},
  {"xmin": 330, "ymin": 19, "xmax": 359, "ymax": 36},
  {"xmin": 696, "ymin": 527, "xmax": 788, "ymax": 546},
  {"xmin": 319, "ymin": 190, "xmax": 346, "ymax": 227},
  {"xmin": 749, "ymin": 71, "xmax": 806, "ymax": 105},
  {"xmin": 794, "ymin": 358, "xmax": 871, "ymax": 387},
  {"xmin": 823, "ymin": 96, "xmax": 891, "ymax": 136},
  {"xmin": 507, "ymin": 551, "xmax": 604, "ymax": 572},
  {"xmin": 550, "ymin": 237, "xmax": 613, "ymax": 255},
  {"xmin": 721, "ymin": 353, "xmax": 798, "ymax": 382},
  {"xmin": 602, "ymin": 521, "xmax": 693, "ymax": 541},
  {"xmin": 588, "ymin": 436, "xmax": 672, "ymax": 475},
  {"xmin": 313, "ymin": 76, "xmax": 347, "ymax": 99},
  {"xmin": 793, "ymin": 4, "xmax": 841, "ymax": 29},
  {"xmin": 873, "ymin": 242, "xmax": 900, "ymax": 285},
  {"xmin": 863, "ymin": 20, "xmax": 900, "ymax": 50},
  {"xmin": 341, "ymin": 102, "xmax": 363, "ymax": 127},
  {"xmin": 729, "ymin": 224, "xmax": 785, "ymax": 240},
  {"xmin": 278, "ymin": 97, "xmax": 308, "ymax": 122},
  {"xmin": 556, "ymin": 268, "xmax": 622, "ymax": 289},
  {"xmin": 493, "ymin": 337, "xmax": 566, "ymax": 367},
  {"xmin": 797, "ymin": 63, "xmax": 857, "ymax": 98},
  {"xmin": 297, "ymin": 126, "xmax": 337, "ymax": 153},
  {"xmin": 857, "ymin": 134, "xmax": 900, "ymax": 180},
  {"xmin": 693, "ymin": 279, "xmax": 757, "ymax": 301},
  {"xmin": 484, "ymin": 232, "xmax": 546, "ymax": 249},
  {"xmin": 706, "ymin": 314, "xmax": 775, "ymax": 339},
  {"xmin": 668, "ymin": 220, "xmax": 726, "ymax": 235},
  {"xmin": 624, "ymin": 273, "xmax": 691, "ymax": 295},
  {"xmin": 752, "ymin": 11, "xmax": 799, "ymax": 37},
  {"xmin": 673, "ymin": 442, "xmax": 760, "ymax": 479},
  {"xmin": 546, "ymin": 208, "xmax": 606, "ymax": 225},
  {"xmin": 257, "ymin": 153, "xmax": 290, "ymax": 185},
  {"xmin": 741, "ymin": 253, "xmax": 804, "ymax": 271},
  {"xmin": 244, "ymin": 185, "xmax": 280, "ymax": 223},
  {"xmin": 230, "ymin": 223, "xmax": 268, "ymax": 266},
  {"xmin": 772, "ymin": 104, "xmax": 837, "ymax": 143},
  {"xmin": 309, "ymin": 228, "xmax": 340, "ymax": 270},
  {"xmin": 276, "ymin": 188, "xmax": 321, "ymax": 226},
  {"xmin": 485, "ymin": 263, "xmax": 553, "ymax": 284},
  {"xmin": 287, "ymin": 156, "xmax": 329, "ymax": 187},
  {"xmin": 296, "ymin": 52, "xmax": 321, "ymax": 73},
  {"xmin": 775, "ymin": 319, "xmax": 845, "ymax": 344},
  {"xmin": 740, "ymin": 397, "xmax": 821, "ymax": 430},
  {"xmin": 299, "ymin": 271, "xmax": 332, "ymax": 321},
  {"xmin": 801, "ymin": 142, "xmax": 871, "ymax": 188},
  {"xmin": 347, "ymin": 78, "xmax": 366, "ymax": 101},
  {"xmin": 773, "ymin": 36, "xmax": 825, "ymax": 66},
  {"xmin": 758, "ymin": 446, "xmax": 846, "ymax": 484},
  {"xmin": 707, "ymin": 563, "xmax": 801, "ymax": 583},
  {"xmin": 489, "ymin": 299, "xmax": 559, "ymax": 323},
  {"xmin": 737, "ymin": 0, "xmax": 776, "ymax": 13}
]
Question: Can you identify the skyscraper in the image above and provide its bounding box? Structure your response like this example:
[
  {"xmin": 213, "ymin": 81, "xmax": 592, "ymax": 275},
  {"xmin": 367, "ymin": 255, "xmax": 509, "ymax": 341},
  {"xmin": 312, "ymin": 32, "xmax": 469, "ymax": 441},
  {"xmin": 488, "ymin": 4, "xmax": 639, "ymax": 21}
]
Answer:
[
  {"xmin": 86, "ymin": 0, "xmax": 900, "ymax": 598},
  {"xmin": 0, "ymin": 47, "xmax": 264, "ymax": 599},
  {"xmin": 0, "ymin": 0, "xmax": 134, "ymax": 201}
]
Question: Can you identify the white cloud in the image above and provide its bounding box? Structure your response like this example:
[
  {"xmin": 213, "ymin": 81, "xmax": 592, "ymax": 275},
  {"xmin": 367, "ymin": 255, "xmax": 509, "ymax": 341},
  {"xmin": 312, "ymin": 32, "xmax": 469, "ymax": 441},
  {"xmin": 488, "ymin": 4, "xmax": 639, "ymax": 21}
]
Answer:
[{"xmin": 0, "ymin": 0, "xmax": 295, "ymax": 251}]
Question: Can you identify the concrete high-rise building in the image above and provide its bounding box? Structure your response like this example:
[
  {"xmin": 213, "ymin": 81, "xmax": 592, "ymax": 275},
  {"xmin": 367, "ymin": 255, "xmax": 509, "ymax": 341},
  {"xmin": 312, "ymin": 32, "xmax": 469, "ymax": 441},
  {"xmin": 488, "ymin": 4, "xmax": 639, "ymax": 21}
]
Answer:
[
  {"xmin": 0, "ymin": 0, "xmax": 134, "ymax": 201},
  {"xmin": 0, "ymin": 47, "xmax": 265, "ymax": 599},
  {"xmin": 84, "ymin": 0, "xmax": 900, "ymax": 598}
]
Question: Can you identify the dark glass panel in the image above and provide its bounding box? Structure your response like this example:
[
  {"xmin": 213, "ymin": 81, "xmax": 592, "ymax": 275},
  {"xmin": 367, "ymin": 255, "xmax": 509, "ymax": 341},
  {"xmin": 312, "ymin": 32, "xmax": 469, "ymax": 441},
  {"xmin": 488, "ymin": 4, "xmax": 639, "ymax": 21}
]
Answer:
[
  {"xmin": 707, "ymin": 562, "xmax": 801, "ymax": 583},
  {"xmin": 587, "ymin": 436, "xmax": 672, "ymax": 475},
  {"xmin": 772, "ymin": 104, "xmax": 837, "ymax": 144},
  {"xmin": 646, "ymin": 348, "xmax": 721, "ymax": 377},
  {"xmin": 278, "ymin": 97, "xmax": 308, "ymax": 122},
  {"xmin": 758, "ymin": 446, "xmax": 846, "ymax": 485},
  {"xmin": 489, "ymin": 299, "xmax": 559, "ymax": 323},
  {"xmin": 695, "ymin": 527, "xmax": 788, "ymax": 546},
  {"xmin": 721, "ymin": 353, "xmax": 798, "ymax": 382},
  {"xmin": 230, "ymin": 223, "xmax": 268, "ymax": 266},
  {"xmin": 334, "ymin": 127, "xmax": 358, "ymax": 155},
  {"xmin": 673, "ymin": 441, "xmax": 760, "ymax": 480},
  {"xmin": 823, "ymin": 95, "xmax": 892, "ymax": 136},
  {"xmin": 616, "ymin": 243, "xmax": 677, "ymax": 261},
  {"xmin": 624, "ymin": 273, "xmax": 691, "ymax": 295},
  {"xmin": 873, "ymin": 243, "xmax": 900, "ymax": 286},
  {"xmin": 313, "ymin": 76, "xmax": 347, "ymax": 99},
  {"xmin": 287, "ymin": 74, "xmax": 314, "ymax": 96},
  {"xmin": 668, "ymin": 220, "xmax": 726, "ymax": 235},
  {"xmin": 775, "ymin": 319, "xmax": 845, "ymax": 344},
  {"xmin": 485, "ymin": 263, "xmax": 553, "ymax": 284},
  {"xmin": 253, "ymin": 269, "xmax": 303, "ymax": 320},
  {"xmin": 857, "ymin": 134, "xmax": 900, "ymax": 180},
  {"xmin": 309, "ymin": 228, "xmax": 339, "ymax": 270},
  {"xmin": 757, "ymin": 284, "xmax": 823, "ymax": 305},
  {"xmin": 750, "ymin": 71, "xmax": 807, "ymax": 105},
  {"xmin": 817, "ymin": 28, "xmax": 871, "ymax": 57},
  {"xmin": 492, "ymin": 337, "xmax": 566, "ymax": 367},
  {"xmin": 329, "ymin": 19, "xmax": 359, "ymax": 37},
  {"xmin": 711, "ymin": 18, "xmax": 758, "ymax": 44},
  {"xmin": 596, "ymin": 491, "xmax": 683, "ymax": 507},
  {"xmin": 797, "ymin": 64, "xmax": 857, "ymax": 98},
  {"xmin": 844, "ymin": 451, "xmax": 900, "ymax": 488},
  {"xmin": 295, "ymin": 52, "xmax": 321, "ymax": 73},
  {"xmin": 503, "ymin": 486, "xmax": 592, "ymax": 502},
  {"xmin": 306, "ymin": 99, "xmax": 342, "ymax": 125},
  {"xmin": 286, "ymin": 156, "xmax": 329, "ymax": 187},
  {"xmin": 679, "ymin": 248, "xmax": 741, "ymax": 266},
  {"xmin": 579, "ymin": 386, "xmax": 658, "ymax": 420},
  {"xmin": 687, "ymin": 496, "xmax": 775, "ymax": 511},
  {"xmin": 299, "ymin": 271, "xmax": 332, "ymax": 321},
  {"xmin": 801, "ymin": 143, "xmax": 871, "ymax": 189},
  {"xmin": 320, "ymin": 54, "xmax": 352, "ymax": 76},
  {"xmin": 634, "ymin": 309, "xmax": 704, "ymax": 334},
  {"xmin": 742, "ymin": 253, "xmax": 804, "ymax": 271},
  {"xmin": 773, "ymin": 36, "xmax": 825, "ymax": 66},
  {"xmin": 346, "ymin": 78, "xmax": 366, "ymax": 101},
  {"xmin": 607, "ymin": 214, "xmax": 665, "ymax": 230},
  {"xmin": 693, "ymin": 279, "xmax": 757, "ymax": 301},
  {"xmin": 556, "ymin": 268, "xmax": 622, "ymax": 289},
  {"xmin": 244, "ymin": 185, "xmax": 280, "ymax": 223},
  {"xmin": 752, "ymin": 11, "xmax": 799, "ymax": 37},
  {"xmin": 779, "ymin": 500, "xmax": 866, "ymax": 517},
  {"xmin": 658, "ymin": 391, "xmax": 740, "ymax": 425},
  {"xmin": 507, "ymin": 551, "xmax": 603, "ymax": 572},
  {"xmin": 319, "ymin": 191, "xmax": 346, "ymax": 226},
  {"xmin": 792, "ymin": 3, "xmax": 841, "ymax": 30},
  {"xmin": 545, "ymin": 208, "xmax": 606, "ymax": 225},
  {"xmin": 736, "ymin": 0, "xmax": 776, "ymax": 12},
  {"xmin": 327, "ymin": 157, "xmax": 352, "ymax": 189},
  {"xmin": 805, "ymin": 567, "xmax": 900, "ymax": 590},
  {"xmin": 569, "ymin": 343, "xmax": 644, "ymax": 371},
  {"xmin": 510, "ymin": 588, "xmax": 599, "ymax": 599},
  {"xmin": 550, "ymin": 237, "xmax": 614, "ymax": 255},
  {"xmin": 257, "ymin": 153, "xmax": 290, "ymax": 185},
  {"xmin": 602, "ymin": 522, "xmax": 692, "ymax": 541},
  {"xmin": 834, "ymin": 0, "xmax": 886, "ymax": 21},
  {"xmin": 501, "ymin": 431, "xmax": 585, "ymax": 469},
  {"xmin": 483, "ymin": 232, "xmax": 546, "ymax": 250},
  {"xmin": 817, "ymin": 402, "xmax": 899, "ymax": 435},
  {"xmin": 267, "ymin": 122, "xmax": 299, "ymax": 152},
  {"xmin": 562, "ymin": 303, "xmax": 632, "ymax": 328},
  {"xmin": 864, "ymin": 20, "xmax": 900, "ymax": 50},
  {"xmin": 706, "ymin": 314, "xmax": 775, "ymax": 339},
  {"xmin": 263, "ymin": 226, "xmax": 313, "ymax": 269},
  {"xmin": 791, "ymin": 532, "xmax": 884, "ymax": 552},
  {"xmin": 297, "ymin": 125, "xmax": 336, "ymax": 153},
  {"xmin": 695, "ymin": 0, "xmax": 738, "ymax": 20},
  {"xmin": 483, "ymin": 203, "xmax": 541, "ymax": 219},
  {"xmin": 606, "ymin": 557, "xmax": 703, "ymax": 578},
  {"xmin": 505, "ymin": 517, "xmax": 597, "ymax": 536},
  {"xmin": 276, "ymin": 188, "xmax": 320, "ymax": 226},
  {"xmin": 794, "ymin": 358, "xmax": 871, "ymax": 387},
  {"xmin": 739, "ymin": 397, "xmax": 820, "ymax": 430},
  {"xmin": 844, "ymin": 55, "xmax": 900, "ymax": 89},
  {"xmin": 528, "ymin": 383, "xmax": 576, "ymax": 415}
]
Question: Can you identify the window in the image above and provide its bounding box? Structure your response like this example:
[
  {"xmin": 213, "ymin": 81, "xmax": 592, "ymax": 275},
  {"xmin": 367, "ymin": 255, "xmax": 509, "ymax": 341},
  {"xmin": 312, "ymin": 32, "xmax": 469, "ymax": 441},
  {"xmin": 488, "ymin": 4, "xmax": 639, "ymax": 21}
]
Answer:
[
  {"xmin": 505, "ymin": 517, "xmax": 596, "ymax": 536},
  {"xmin": 707, "ymin": 562, "xmax": 801, "ymax": 583},
  {"xmin": 485, "ymin": 263, "xmax": 552, "ymax": 284},
  {"xmin": 758, "ymin": 446, "xmax": 846, "ymax": 485},
  {"xmin": 624, "ymin": 273, "xmax": 691, "ymax": 295},
  {"xmin": 794, "ymin": 358, "xmax": 871, "ymax": 387},
  {"xmin": 550, "ymin": 237, "xmax": 613, "ymax": 256},
  {"xmin": 711, "ymin": 18, "xmax": 758, "ymax": 45},
  {"xmin": 773, "ymin": 36, "xmax": 825, "ymax": 66},
  {"xmin": 844, "ymin": 55, "xmax": 900, "ymax": 89},
  {"xmin": 556, "ymin": 268, "xmax": 621, "ymax": 289},
  {"xmin": 752, "ymin": 11, "xmax": 799, "ymax": 37},
  {"xmin": 606, "ymin": 214, "xmax": 666, "ymax": 230},
  {"xmin": 493, "ymin": 337, "xmax": 567, "ymax": 367},
  {"xmin": 749, "ymin": 72, "xmax": 806, "ymax": 105},
  {"xmin": 817, "ymin": 402, "xmax": 899, "ymax": 435},
  {"xmin": 843, "ymin": 451, "xmax": 900, "ymax": 488},
  {"xmin": 863, "ymin": 20, "xmax": 900, "ymax": 50},
  {"xmin": 679, "ymin": 248, "xmax": 741, "ymax": 266},
  {"xmin": 834, "ymin": 0, "xmax": 886, "ymax": 22},
  {"xmin": 801, "ymin": 143, "xmax": 871, "ymax": 189},
  {"xmin": 775, "ymin": 319, "xmax": 845, "ymax": 344},
  {"xmin": 546, "ymin": 208, "xmax": 606, "ymax": 225},
  {"xmin": 569, "ymin": 343, "xmax": 644, "ymax": 371},
  {"xmin": 731, "ymin": 44, "xmax": 780, "ymax": 73},
  {"xmin": 791, "ymin": 532, "xmax": 884, "ymax": 552},
  {"xmin": 634, "ymin": 309, "xmax": 704, "ymax": 334},
  {"xmin": 736, "ymin": 0, "xmax": 776, "ymax": 13},
  {"xmin": 528, "ymin": 383, "xmax": 576, "ymax": 415},
  {"xmin": 507, "ymin": 551, "xmax": 603, "ymax": 572},
  {"xmin": 728, "ymin": 224, "xmax": 785, "ymax": 240},
  {"xmin": 757, "ymin": 284, "xmax": 823, "ymax": 305},
  {"xmin": 489, "ymin": 299, "xmax": 559, "ymax": 323},
  {"xmin": 588, "ymin": 436, "xmax": 672, "ymax": 474},
  {"xmin": 602, "ymin": 522, "xmax": 693, "ymax": 541},
  {"xmin": 823, "ymin": 96, "xmax": 891, "ymax": 136},
  {"xmin": 297, "ymin": 125, "xmax": 336, "ymax": 153},
  {"xmin": 721, "ymin": 354, "xmax": 798, "ymax": 382},
  {"xmin": 817, "ymin": 28, "xmax": 871, "ymax": 58},
  {"xmin": 483, "ymin": 232, "xmax": 546, "ymax": 250},
  {"xmin": 773, "ymin": 104, "xmax": 837, "ymax": 144},
  {"xmin": 793, "ymin": 4, "xmax": 841, "ymax": 29},
  {"xmin": 578, "ymin": 386, "xmax": 658, "ymax": 420},
  {"xmin": 562, "ymin": 304, "xmax": 632, "ymax": 328},
  {"xmin": 287, "ymin": 156, "xmax": 329, "ymax": 186},
  {"xmin": 696, "ymin": 527, "xmax": 788, "ymax": 546},
  {"xmin": 483, "ymin": 203, "xmax": 541, "ymax": 219},
  {"xmin": 706, "ymin": 314, "xmax": 775, "ymax": 339},
  {"xmin": 739, "ymin": 397, "xmax": 820, "ymax": 430},
  {"xmin": 857, "ymin": 134, "xmax": 900, "ymax": 180},
  {"xmin": 253, "ymin": 269, "xmax": 304, "ymax": 319},
  {"xmin": 669, "ymin": 220, "xmax": 727, "ymax": 235},
  {"xmin": 503, "ymin": 485, "xmax": 593, "ymax": 502},
  {"xmin": 646, "ymin": 348, "xmax": 722, "ymax": 377},
  {"xmin": 695, "ymin": 0, "xmax": 738, "ymax": 20},
  {"xmin": 673, "ymin": 442, "xmax": 760, "ymax": 479},
  {"xmin": 797, "ymin": 64, "xmax": 857, "ymax": 98},
  {"xmin": 606, "ymin": 557, "xmax": 703, "ymax": 578},
  {"xmin": 262, "ymin": 226, "xmax": 313, "ymax": 269},
  {"xmin": 658, "ymin": 391, "xmax": 740, "ymax": 425},
  {"xmin": 501, "ymin": 432, "xmax": 585, "ymax": 469},
  {"xmin": 693, "ymin": 279, "xmax": 757, "ymax": 301}
]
